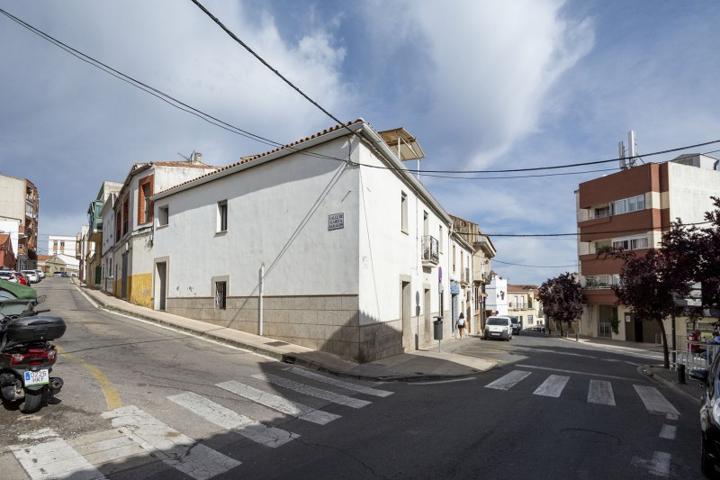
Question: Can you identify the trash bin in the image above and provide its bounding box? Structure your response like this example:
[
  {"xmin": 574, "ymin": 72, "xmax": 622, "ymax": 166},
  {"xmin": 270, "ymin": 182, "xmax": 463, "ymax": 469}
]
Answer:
[{"xmin": 433, "ymin": 317, "xmax": 443, "ymax": 341}]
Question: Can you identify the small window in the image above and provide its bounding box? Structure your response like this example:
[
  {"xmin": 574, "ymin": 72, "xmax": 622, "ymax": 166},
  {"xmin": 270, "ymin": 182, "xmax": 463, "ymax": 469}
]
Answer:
[
  {"xmin": 215, "ymin": 281, "xmax": 227, "ymax": 310},
  {"xmin": 217, "ymin": 200, "xmax": 228, "ymax": 232},
  {"xmin": 158, "ymin": 206, "xmax": 169, "ymax": 227},
  {"xmin": 400, "ymin": 192, "xmax": 408, "ymax": 233}
]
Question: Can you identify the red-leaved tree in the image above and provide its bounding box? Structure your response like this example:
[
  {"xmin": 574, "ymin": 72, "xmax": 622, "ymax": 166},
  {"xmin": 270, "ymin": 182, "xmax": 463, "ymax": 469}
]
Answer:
[{"xmin": 538, "ymin": 273, "xmax": 584, "ymax": 337}]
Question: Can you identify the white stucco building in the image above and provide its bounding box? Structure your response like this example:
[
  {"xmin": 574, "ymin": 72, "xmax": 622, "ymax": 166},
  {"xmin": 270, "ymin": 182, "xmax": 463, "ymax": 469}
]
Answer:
[
  {"xmin": 152, "ymin": 120, "xmax": 474, "ymax": 362},
  {"xmin": 47, "ymin": 235, "xmax": 77, "ymax": 257},
  {"xmin": 486, "ymin": 274, "xmax": 508, "ymax": 316},
  {"xmin": 109, "ymin": 155, "xmax": 217, "ymax": 307}
]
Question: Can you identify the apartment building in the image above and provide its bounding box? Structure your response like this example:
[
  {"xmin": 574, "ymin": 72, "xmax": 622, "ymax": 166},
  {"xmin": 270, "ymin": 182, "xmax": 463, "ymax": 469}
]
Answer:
[
  {"xmin": 507, "ymin": 284, "xmax": 544, "ymax": 328},
  {"xmin": 451, "ymin": 214, "xmax": 496, "ymax": 332},
  {"xmin": 485, "ymin": 274, "xmax": 508, "ymax": 316},
  {"xmin": 152, "ymin": 120, "xmax": 471, "ymax": 362},
  {"xmin": 84, "ymin": 181, "xmax": 122, "ymax": 288},
  {"xmin": 0, "ymin": 174, "xmax": 39, "ymax": 270},
  {"xmin": 576, "ymin": 153, "xmax": 720, "ymax": 342},
  {"xmin": 109, "ymin": 155, "xmax": 216, "ymax": 307},
  {"xmin": 48, "ymin": 235, "xmax": 77, "ymax": 257}
]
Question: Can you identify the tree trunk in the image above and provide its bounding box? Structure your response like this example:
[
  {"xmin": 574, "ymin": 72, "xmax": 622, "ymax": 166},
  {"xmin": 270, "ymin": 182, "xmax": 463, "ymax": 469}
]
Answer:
[
  {"xmin": 559, "ymin": 322, "xmax": 565, "ymax": 337},
  {"xmin": 657, "ymin": 316, "xmax": 670, "ymax": 369}
]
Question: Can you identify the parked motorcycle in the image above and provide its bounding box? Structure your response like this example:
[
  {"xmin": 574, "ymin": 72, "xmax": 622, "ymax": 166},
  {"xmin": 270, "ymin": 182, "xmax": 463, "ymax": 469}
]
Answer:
[{"xmin": 0, "ymin": 299, "xmax": 66, "ymax": 413}]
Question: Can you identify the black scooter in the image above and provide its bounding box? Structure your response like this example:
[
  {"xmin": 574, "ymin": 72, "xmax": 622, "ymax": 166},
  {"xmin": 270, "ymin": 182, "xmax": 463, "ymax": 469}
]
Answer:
[{"xmin": 0, "ymin": 299, "xmax": 66, "ymax": 413}]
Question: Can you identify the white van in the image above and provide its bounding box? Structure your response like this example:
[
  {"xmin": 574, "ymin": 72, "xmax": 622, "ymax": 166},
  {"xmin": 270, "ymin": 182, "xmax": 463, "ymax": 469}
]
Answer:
[{"xmin": 484, "ymin": 316, "xmax": 513, "ymax": 341}]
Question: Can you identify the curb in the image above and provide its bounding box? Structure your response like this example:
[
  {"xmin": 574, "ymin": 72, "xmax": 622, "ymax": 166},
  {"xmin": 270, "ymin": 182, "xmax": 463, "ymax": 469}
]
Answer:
[
  {"xmin": 638, "ymin": 364, "xmax": 702, "ymax": 406},
  {"xmin": 75, "ymin": 284, "xmax": 487, "ymax": 383}
]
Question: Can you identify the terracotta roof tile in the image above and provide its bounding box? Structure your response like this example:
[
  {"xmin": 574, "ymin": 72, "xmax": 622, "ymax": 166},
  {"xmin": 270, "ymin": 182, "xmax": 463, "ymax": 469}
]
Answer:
[{"xmin": 157, "ymin": 119, "xmax": 365, "ymax": 197}]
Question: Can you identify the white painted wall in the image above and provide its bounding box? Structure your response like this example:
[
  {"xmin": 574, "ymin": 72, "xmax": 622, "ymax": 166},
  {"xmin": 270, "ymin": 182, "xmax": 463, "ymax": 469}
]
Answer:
[
  {"xmin": 668, "ymin": 162, "xmax": 720, "ymax": 224},
  {"xmin": 0, "ymin": 175, "xmax": 25, "ymax": 222},
  {"xmin": 486, "ymin": 276, "xmax": 508, "ymax": 315},
  {"xmin": 357, "ymin": 141, "xmax": 453, "ymax": 329},
  {"xmin": 153, "ymin": 138, "xmax": 360, "ymax": 299},
  {"xmin": 48, "ymin": 235, "xmax": 77, "ymax": 257}
]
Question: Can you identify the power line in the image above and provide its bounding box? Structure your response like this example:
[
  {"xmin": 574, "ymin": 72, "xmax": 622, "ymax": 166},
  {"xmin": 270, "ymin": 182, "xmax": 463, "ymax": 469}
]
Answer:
[
  {"xmin": 462, "ymin": 220, "xmax": 713, "ymax": 238},
  {"xmin": 420, "ymin": 166, "xmax": 621, "ymax": 180},
  {"xmin": 3, "ymin": 6, "xmax": 720, "ymax": 177},
  {"xmin": 188, "ymin": 0, "xmax": 355, "ymax": 137},
  {"xmin": 493, "ymin": 259, "xmax": 577, "ymax": 268}
]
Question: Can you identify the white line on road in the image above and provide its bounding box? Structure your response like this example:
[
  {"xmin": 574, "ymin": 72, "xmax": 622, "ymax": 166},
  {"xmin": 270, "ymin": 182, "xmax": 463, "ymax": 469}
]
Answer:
[
  {"xmin": 533, "ymin": 375, "xmax": 570, "ymax": 398},
  {"xmin": 11, "ymin": 430, "xmax": 107, "ymax": 480},
  {"xmin": 217, "ymin": 380, "xmax": 340, "ymax": 425},
  {"xmin": 633, "ymin": 385, "xmax": 680, "ymax": 417},
  {"xmin": 631, "ymin": 451, "xmax": 671, "ymax": 477},
  {"xmin": 484, "ymin": 370, "xmax": 532, "ymax": 391},
  {"xmin": 408, "ymin": 377, "xmax": 477, "ymax": 386},
  {"xmin": 516, "ymin": 364, "xmax": 640, "ymax": 381},
  {"xmin": 253, "ymin": 373, "xmax": 371, "ymax": 409},
  {"xmin": 659, "ymin": 424, "xmax": 677, "ymax": 440},
  {"xmin": 587, "ymin": 379, "xmax": 616, "ymax": 406},
  {"xmin": 102, "ymin": 405, "xmax": 241, "ymax": 480},
  {"xmin": 169, "ymin": 391, "xmax": 298, "ymax": 447},
  {"xmin": 284, "ymin": 366, "xmax": 393, "ymax": 398}
]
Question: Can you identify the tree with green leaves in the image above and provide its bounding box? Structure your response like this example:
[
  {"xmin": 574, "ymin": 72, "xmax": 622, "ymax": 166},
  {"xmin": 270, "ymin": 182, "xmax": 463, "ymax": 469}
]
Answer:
[{"xmin": 538, "ymin": 273, "xmax": 584, "ymax": 337}]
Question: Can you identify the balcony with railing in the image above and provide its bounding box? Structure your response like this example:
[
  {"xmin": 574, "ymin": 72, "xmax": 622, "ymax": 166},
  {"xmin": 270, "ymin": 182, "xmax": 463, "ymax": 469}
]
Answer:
[
  {"xmin": 422, "ymin": 235, "xmax": 439, "ymax": 266},
  {"xmin": 582, "ymin": 274, "xmax": 620, "ymax": 289}
]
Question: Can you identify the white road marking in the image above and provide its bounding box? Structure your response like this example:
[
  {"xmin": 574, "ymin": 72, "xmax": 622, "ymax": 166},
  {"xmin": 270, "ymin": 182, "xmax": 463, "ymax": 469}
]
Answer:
[
  {"xmin": 587, "ymin": 379, "xmax": 616, "ymax": 406},
  {"xmin": 17, "ymin": 428, "xmax": 60, "ymax": 441},
  {"xmin": 284, "ymin": 366, "xmax": 394, "ymax": 397},
  {"xmin": 659, "ymin": 424, "xmax": 677, "ymax": 440},
  {"xmin": 633, "ymin": 385, "xmax": 680, "ymax": 417},
  {"xmin": 217, "ymin": 380, "xmax": 340, "ymax": 425},
  {"xmin": 484, "ymin": 370, "xmax": 532, "ymax": 391},
  {"xmin": 11, "ymin": 430, "xmax": 107, "ymax": 480},
  {"xmin": 102, "ymin": 405, "xmax": 241, "ymax": 480},
  {"xmin": 516, "ymin": 364, "xmax": 639, "ymax": 381},
  {"xmin": 71, "ymin": 429, "xmax": 147, "ymax": 469},
  {"xmin": 533, "ymin": 375, "xmax": 570, "ymax": 398},
  {"xmin": 252, "ymin": 373, "xmax": 371, "ymax": 409},
  {"xmin": 631, "ymin": 452, "xmax": 671, "ymax": 477},
  {"xmin": 408, "ymin": 377, "xmax": 477, "ymax": 386},
  {"xmin": 169, "ymin": 391, "xmax": 298, "ymax": 447}
]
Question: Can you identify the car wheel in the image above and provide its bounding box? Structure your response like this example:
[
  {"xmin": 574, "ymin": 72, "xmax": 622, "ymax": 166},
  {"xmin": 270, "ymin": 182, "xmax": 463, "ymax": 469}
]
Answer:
[{"xmin": 702, "ymin": 433, "xmax": 718, "ymax": 478}]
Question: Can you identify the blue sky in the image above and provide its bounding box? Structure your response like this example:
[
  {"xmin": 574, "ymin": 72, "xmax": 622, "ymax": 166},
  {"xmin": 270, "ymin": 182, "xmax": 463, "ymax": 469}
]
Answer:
[{"xmin": 0, "ymin": 0, "xmax": 718, "ymax": 283}]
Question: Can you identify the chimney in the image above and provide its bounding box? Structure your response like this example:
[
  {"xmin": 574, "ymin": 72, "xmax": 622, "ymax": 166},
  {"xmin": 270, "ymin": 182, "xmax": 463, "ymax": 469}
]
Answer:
[{"xmin": 190, "ymin": 151, "xmax": 203, "ymax": 164}]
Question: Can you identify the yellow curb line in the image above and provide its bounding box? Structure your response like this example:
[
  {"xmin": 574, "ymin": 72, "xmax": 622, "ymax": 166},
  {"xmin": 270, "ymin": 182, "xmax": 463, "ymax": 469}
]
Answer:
[{"xmin": 57, "ymin": 346, "xmax": 122, "ymax": 410}]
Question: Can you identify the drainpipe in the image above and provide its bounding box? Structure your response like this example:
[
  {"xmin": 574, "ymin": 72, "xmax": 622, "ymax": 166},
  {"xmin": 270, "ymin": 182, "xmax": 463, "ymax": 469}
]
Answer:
[{"xmin": 258, "ymin": 263, "xmax": 265, "ymax": 336}]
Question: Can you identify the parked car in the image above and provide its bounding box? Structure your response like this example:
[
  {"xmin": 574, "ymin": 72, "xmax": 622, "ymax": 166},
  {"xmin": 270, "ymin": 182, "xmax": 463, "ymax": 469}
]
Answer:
[
  {"xmin": 0, "ymin": 271, "xmax": 17, "ymax": 283},
  {"xmin": 53, "ymin": 271, "xmax": 64, "ymax": 277},
  {"xmin": 691, "ymin": 357, "xmax": 720, "ymax": 477},
  {"xmin": 509, "ymin": 316, "xmax": 521, "ymax": 335},
  {"xmin": 34, "ymin": 269, "xmax": 45, "ymax": 280},
  {"xmin": 21, "ymin": 270, "xmax": 39, "ymax": 284},
  {"xmin": 484, "ymin": 316, "xmax": 512, "ymax": 341},
  {"xmin": 14, "ymin": 272, "xmax": 28, "ymax": 286}
]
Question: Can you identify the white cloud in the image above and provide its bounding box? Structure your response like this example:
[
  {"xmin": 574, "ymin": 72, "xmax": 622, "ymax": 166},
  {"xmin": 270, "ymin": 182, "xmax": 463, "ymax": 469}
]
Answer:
[{"xmin": 363, "ymin": 0, "xmax": 594, "ymax": 168}]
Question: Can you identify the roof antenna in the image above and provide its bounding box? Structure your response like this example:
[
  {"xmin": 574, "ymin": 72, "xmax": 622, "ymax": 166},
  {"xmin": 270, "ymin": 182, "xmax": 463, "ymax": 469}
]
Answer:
[{"xmin": 177, "ymin": 152, "xmax": 192, "ymax": 162}]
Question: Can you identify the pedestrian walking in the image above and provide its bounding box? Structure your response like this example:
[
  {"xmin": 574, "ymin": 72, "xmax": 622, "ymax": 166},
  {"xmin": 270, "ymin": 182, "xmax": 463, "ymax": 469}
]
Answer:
[{"xmin": 457, "ymin": 312, "xmax": 466, "ymax": 339}]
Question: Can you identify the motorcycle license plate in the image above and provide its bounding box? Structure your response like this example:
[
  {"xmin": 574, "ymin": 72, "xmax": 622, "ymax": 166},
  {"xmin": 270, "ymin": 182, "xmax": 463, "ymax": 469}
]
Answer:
[{"xmin": 23, "ymin": 369, "xmax": 49, "ymax": 387}]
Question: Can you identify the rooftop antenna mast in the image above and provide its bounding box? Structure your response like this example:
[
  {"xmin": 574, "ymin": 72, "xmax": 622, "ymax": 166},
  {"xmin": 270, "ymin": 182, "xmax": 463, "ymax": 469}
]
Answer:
[{"xmin": 627, "ymin": 130, "xmax": 638, "ymax": 168}]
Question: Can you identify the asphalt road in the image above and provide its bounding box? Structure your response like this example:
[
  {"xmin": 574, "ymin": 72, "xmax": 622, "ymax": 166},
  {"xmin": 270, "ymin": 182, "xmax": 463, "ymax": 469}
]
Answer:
[{"xmin": 0, "ymin": 278, "xmax": 705, "ymax": 479}]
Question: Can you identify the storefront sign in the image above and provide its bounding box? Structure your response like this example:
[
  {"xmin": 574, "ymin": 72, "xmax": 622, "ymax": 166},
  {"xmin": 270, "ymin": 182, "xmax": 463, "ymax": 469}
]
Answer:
[{"xmin": 328, "ymin": 213, "xmax": 344, "ymax": 231}]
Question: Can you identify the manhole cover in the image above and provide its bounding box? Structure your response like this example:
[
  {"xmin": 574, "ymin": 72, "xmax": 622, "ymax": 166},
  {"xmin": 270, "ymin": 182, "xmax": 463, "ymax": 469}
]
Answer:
[{"xmin": 265, "ymin": 341, "xmax": 289, "ymax": 347}]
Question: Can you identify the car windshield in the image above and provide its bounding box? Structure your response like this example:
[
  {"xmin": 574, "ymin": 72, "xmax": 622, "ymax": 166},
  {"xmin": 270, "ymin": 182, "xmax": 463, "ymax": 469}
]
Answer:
[
  {"xmin": 487, "ymin": 318, "xmax": 508, "ymax": 326},
  {"xmin": 510, "ymin": 318, "xmax": 519, "ymax": 324}
]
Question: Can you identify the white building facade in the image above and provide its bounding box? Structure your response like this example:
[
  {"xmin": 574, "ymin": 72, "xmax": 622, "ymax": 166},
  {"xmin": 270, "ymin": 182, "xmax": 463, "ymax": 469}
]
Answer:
[
  {"xmin": 486, "ymin": 275, "xmax": 508, "ymax": 316},
  {"xmin": 47, "ymin": 235, "xmax": 77, "ymax": 257},
  {"xmin": 153, "ymin": 120, "xmax": 472, "ymax": 362}
]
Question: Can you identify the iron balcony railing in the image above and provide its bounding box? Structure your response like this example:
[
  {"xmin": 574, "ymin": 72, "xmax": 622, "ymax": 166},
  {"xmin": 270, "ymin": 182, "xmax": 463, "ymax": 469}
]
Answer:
[{"xmin": 422, "ymin": 235, "xmax": 439, "ymax": 266}]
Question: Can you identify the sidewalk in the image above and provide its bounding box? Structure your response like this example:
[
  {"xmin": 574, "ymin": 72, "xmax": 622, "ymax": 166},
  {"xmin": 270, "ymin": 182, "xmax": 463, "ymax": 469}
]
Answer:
[
  {"xmin": 641, "ymin": 364, "xmax": 703, "ymax": 406},
  {"xmin": 560, "ymin": 335, "xmax": 665, "ymax": 356},
  {"xmin": 75, "ymin": 284, "xmax": 496, "ymax": 381}
]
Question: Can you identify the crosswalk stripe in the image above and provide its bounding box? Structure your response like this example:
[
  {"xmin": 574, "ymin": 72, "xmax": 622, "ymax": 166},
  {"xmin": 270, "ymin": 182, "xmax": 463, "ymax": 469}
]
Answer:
[
  {"xmin": 633, "ymin": 385, "xmax": 680, "ymax": 417},
  {"xmin": 168, "ymin": 391, "xmax": 298, "ymax": 447},
  {"xmin": 217, "ymin": 380, "xmax": 341, "ymax": 425},
  {"xmin": 533, "ymin": 375, "xmax": 570, "ymax": 398},
  {"xmin": 252, "ymin": 373, "xmax": 371, "ymax": 409},
  {"xmin": 11, "ymin": 429, "xmax": 107, "ymax": 480},
  {"xmin": 587, "ymin": 379, "xmax": 616, "ymax": 406},
  {"xmin": 284, "ymin": 366, "xmax": 394, "ymax": 398},
  {"xmin": 484, "ymin": 370, "xmax": 532, "ymax": 391},
  {"xmin": 102, "ymin": 405, "xmax": 241, "ymax": 480}
]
